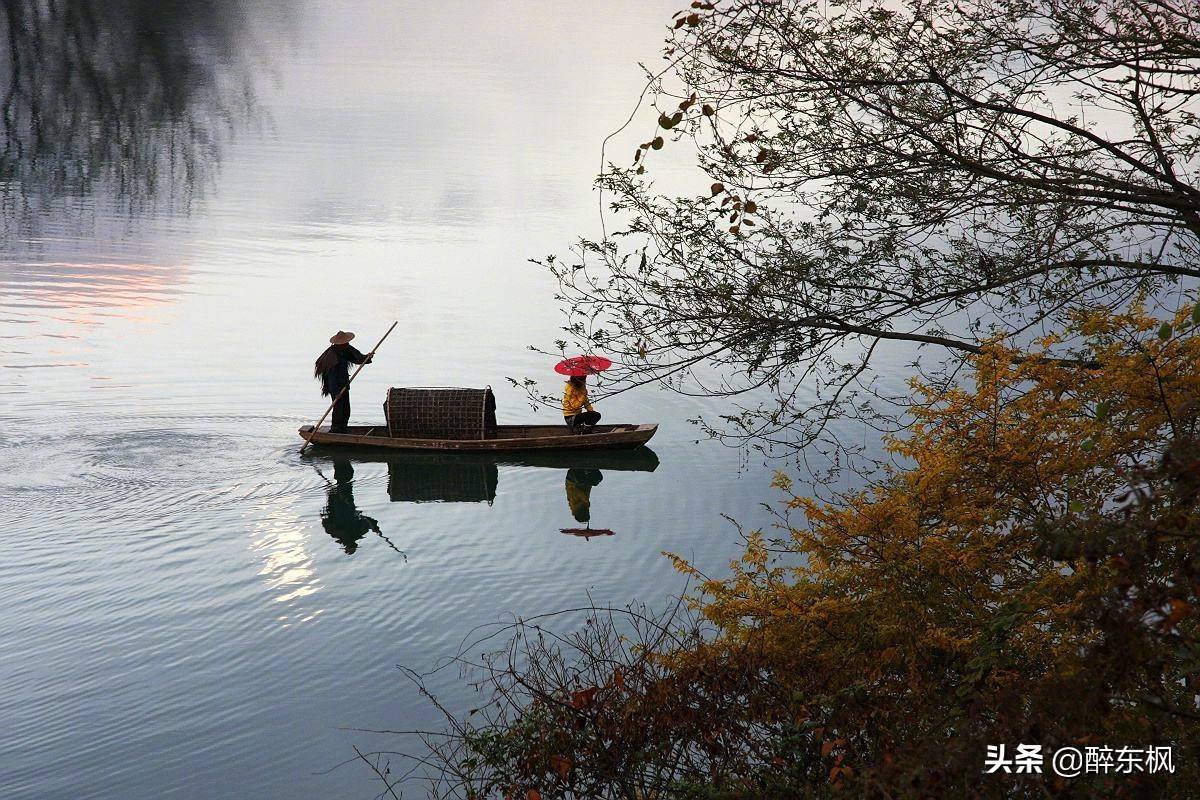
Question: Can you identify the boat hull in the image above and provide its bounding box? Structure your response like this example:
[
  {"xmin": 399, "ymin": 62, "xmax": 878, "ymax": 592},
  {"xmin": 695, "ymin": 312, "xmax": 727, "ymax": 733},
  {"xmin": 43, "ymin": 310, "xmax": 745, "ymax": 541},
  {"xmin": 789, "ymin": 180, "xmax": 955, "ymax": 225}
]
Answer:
[{"xmin": 298, "ymin": 423, "xmax": 658, "ymax": 452}]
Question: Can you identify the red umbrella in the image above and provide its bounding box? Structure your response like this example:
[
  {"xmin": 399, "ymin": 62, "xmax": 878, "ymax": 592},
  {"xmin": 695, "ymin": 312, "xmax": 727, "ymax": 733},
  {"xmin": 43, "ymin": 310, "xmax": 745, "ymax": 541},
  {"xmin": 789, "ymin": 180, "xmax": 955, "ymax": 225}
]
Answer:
[{"xmin": 554, "ymin": 355, "xmax": 613, "ymax": 377}]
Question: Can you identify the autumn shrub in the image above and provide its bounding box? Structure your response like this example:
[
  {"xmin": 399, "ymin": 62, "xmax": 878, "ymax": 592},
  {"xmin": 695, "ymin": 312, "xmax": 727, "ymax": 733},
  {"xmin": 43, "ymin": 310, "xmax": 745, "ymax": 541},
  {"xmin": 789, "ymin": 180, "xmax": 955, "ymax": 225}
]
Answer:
[{"xmin": 402, "ymin": 304, "xmax": 1200, "ymax": 799}]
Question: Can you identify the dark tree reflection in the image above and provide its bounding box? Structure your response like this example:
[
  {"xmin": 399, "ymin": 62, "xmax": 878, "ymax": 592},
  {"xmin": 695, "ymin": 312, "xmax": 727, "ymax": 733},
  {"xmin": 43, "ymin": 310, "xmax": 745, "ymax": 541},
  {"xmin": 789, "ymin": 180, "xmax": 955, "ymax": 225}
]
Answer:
[{"xmin": 0, "ymin": 0, "xmax": 267, "ymax": 223}]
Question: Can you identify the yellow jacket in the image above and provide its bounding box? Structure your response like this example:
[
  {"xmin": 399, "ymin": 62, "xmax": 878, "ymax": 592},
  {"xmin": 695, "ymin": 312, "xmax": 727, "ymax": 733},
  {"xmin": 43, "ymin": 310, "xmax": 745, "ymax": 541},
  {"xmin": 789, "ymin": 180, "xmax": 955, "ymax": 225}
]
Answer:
[{"xmin": 562, "ymin": 381, "xmax": 594, "ymax": 416}]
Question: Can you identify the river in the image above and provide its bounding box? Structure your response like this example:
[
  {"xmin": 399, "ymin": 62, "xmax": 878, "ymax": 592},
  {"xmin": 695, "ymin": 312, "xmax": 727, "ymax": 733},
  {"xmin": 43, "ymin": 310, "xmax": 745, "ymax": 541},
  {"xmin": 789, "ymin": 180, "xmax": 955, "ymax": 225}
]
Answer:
[{"xmin": 0, "ymin": 2, "xmax": 785, "ymax": 797}]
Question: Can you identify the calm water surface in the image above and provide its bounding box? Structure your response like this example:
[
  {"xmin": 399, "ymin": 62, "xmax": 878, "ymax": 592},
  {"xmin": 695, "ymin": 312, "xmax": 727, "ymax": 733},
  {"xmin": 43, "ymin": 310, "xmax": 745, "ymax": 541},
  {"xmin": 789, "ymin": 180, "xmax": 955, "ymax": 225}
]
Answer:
[{"xmin": 1, "ymin": 3, "xmax": 785, "ymax": 797}]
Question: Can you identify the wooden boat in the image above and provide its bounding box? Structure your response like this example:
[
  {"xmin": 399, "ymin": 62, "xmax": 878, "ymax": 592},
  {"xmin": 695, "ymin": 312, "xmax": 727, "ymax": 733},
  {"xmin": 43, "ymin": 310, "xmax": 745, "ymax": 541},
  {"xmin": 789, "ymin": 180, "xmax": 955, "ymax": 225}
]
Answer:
[{"xmin": 298, "ymin": 423, "xmax": 658, "ymax": 452}]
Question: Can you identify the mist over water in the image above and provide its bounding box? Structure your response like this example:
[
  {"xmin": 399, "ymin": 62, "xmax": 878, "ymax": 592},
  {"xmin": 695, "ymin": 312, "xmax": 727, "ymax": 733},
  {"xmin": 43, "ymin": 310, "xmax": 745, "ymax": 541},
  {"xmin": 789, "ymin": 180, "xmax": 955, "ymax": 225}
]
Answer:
[{"xmin": 0, "ymin": 2, "xmax": 789, "ymax": 797}]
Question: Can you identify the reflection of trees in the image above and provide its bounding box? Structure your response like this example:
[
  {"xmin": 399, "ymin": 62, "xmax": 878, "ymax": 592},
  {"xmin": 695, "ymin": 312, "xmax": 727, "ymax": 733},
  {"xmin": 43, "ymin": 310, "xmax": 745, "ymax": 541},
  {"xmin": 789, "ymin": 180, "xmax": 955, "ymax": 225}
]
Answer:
[{"xmin": 0, "ymin": 0, "xmax": 263, "ymax": 222}]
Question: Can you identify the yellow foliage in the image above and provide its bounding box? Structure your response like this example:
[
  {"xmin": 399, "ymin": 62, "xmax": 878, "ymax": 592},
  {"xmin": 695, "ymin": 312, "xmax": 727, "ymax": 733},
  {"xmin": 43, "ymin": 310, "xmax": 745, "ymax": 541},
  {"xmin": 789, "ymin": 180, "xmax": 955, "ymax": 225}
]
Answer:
[
  {"xmin": 668, "ymin": 302, "xmax": 1200, "ymax": 795},
  {"xmin": 445, "ymin": 304, "xmax": 1200, "ymax": 800}
]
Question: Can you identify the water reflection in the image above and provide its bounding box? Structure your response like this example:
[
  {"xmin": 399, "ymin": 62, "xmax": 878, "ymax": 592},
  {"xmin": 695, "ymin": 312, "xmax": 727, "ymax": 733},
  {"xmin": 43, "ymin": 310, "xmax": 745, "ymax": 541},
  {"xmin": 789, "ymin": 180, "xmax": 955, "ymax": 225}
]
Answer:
[
  {"xmin": 559, "ymin": 526, "xmax": 616, "ymax": 541},
  {"xmin": 318, "ymin": 460, "xmax": 380, "ymax": 555},
  {"xmin": 560, "ymin": 467, "xmax": 616, "ymax": 540},
  {"xmin": 564, "ymin": 467, "xmax": 603, "ymax": 524},
  {"xmin": 311, "ymin": 446, "xmax": 661, "ymax": 473},
  {"xmin": 251, "ymin": 507, "xmax": 321, "ymax": 607},
  {"xmin": 304, "ymin": 447, "xmax": 660, "ymax": 541},
  {"xmin": 0, "ymin": 0, "xmax": 266, "ymax": 223},
  {"xmin": 388, "ymin": 459, "xmax": 498, "ymax": 504}
]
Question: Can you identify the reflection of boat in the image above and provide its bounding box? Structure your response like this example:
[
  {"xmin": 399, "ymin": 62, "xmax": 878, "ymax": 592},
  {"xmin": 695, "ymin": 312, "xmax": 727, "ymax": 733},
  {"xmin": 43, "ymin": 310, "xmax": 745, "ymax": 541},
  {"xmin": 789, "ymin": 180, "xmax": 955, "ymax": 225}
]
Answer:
[
  {"xmin": 301, "ymin": 447, "xmax": 659, "ymax": 508},
  {"xmin": 301, "ymin": 445, "xmax": 660, "ymax": 473},
  {"xmin": 387, "ymin": 459, "xmax": 498, "ymax": 504},
  {"xmin": 298, "ymin": 423, "xmax": 657, "ymax": 452}
]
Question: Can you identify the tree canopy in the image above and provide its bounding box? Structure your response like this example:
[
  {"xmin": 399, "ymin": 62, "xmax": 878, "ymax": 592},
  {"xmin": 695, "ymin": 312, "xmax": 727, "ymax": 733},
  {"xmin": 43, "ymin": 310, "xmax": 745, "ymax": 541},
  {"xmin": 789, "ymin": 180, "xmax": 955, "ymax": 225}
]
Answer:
[{"xmin": 547, "ymin": 0, "xmax": 1200, "ymax": 452}]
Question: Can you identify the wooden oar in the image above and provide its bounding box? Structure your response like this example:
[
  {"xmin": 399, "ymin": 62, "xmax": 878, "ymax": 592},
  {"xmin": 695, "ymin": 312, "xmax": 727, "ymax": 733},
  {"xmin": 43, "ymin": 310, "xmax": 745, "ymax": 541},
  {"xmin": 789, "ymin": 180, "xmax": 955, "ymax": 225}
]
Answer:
[{"xmin": 301, "ymin": 321, "xmax": 398, "ymax": 452}]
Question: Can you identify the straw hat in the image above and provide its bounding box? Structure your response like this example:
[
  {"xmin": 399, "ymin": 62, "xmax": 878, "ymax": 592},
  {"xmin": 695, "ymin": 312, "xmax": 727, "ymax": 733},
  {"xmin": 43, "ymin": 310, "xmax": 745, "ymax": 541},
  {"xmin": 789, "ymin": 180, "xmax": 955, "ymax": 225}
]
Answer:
[{"xmin": 329, "ymin": 330, "xmax": 355, "ymax": 345}]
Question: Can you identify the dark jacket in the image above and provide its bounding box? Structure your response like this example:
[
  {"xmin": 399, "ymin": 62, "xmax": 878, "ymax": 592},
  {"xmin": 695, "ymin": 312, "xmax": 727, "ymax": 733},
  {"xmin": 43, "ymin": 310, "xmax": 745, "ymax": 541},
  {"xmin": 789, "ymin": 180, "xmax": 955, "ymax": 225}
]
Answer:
[{"xmin": 319, "ymin": 344, "xmax": 369, "ymax": 397}]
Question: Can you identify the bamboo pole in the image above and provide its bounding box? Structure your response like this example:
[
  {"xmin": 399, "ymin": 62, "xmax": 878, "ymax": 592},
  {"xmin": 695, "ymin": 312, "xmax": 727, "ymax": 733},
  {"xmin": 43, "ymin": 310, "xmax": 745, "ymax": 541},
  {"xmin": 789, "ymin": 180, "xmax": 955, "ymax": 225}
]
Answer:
[{"xmin": 301, "ymin": 321, "xmax": 398, "ymax": 452}]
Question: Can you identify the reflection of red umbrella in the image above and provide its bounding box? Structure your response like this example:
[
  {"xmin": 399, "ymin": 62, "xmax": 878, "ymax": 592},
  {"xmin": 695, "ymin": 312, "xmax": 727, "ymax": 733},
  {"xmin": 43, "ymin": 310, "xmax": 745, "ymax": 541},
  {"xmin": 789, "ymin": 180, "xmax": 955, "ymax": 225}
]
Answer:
[
  {"xmin": 560, "ymin": 528, "xmax": 616, "ymax": 540},
  {"xmin": 555, "ymin": 355, "xmax": 613, "ymax": 377}
]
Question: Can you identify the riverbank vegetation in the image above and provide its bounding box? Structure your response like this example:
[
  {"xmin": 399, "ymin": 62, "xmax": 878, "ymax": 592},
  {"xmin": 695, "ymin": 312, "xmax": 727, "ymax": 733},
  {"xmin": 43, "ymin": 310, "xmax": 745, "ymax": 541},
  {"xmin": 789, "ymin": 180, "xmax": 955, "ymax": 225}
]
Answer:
[
  {"xmin": 407, "ymin": 304, "xmax": 1199, "ymax": 798},
  {"xmin": 380, "ymin": 1, "xmax": 1200, "ymax": 796}
]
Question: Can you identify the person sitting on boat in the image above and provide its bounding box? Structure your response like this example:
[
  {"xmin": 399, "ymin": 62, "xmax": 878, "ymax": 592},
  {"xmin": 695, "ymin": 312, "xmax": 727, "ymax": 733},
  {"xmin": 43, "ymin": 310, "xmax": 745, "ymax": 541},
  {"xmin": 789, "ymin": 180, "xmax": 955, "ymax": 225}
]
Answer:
[
  {"xmin": 314, "ymin": 331, "xmax": 372, "ymax": 433},
  {"xmin": 563, "ymin": 374, "xmax": 601, "ymax": 433}
]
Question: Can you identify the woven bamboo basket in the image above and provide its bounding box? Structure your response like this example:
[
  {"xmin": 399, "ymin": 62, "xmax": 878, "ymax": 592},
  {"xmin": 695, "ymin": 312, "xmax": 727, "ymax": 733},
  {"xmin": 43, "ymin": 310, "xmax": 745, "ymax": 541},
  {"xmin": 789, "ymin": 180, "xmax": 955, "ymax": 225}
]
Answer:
[{"xmin": 384, "ymin": 387, "xmax": 497, "ymax": 440}]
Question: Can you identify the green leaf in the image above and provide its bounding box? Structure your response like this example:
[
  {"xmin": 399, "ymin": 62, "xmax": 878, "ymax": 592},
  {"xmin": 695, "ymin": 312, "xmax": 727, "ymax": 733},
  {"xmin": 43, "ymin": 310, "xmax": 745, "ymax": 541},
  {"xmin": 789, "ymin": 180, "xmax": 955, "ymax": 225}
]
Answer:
[{"xmin": 1158, "ymin": 322, "xmax": 1173, "ymax": 340}]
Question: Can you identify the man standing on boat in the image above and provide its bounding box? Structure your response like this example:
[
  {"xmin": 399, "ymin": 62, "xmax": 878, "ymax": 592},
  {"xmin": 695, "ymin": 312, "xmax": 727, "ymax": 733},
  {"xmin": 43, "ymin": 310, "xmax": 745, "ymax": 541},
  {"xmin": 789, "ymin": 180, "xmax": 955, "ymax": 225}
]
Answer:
[{"xmin": 314, "ymin": 331, "xmax": 372, "ymax": 434}]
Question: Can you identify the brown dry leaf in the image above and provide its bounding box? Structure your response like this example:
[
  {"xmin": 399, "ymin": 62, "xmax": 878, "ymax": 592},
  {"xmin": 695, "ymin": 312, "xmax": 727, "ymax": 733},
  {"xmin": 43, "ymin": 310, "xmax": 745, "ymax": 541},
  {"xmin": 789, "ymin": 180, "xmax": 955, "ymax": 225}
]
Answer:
[
  {"xmin": 570, "ymin": 687, "xmax": 599, "ymax": 709},
  {"xmin": 659, "ymin": 111, "xmax": 683, "ymax": 129},
  {"xmin": 821, "ymin": 738, "xmax": 846, "ymax": 757},
  {"xmin": 550, "ymin": 754, "xmax": 572, "ymax": 779}
]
